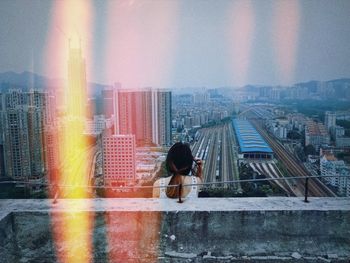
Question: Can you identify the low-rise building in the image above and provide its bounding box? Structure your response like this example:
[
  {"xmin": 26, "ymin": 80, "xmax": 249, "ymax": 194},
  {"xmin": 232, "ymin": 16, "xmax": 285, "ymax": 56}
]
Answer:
[
  {"xmin": 336, "ymin": 136, "xmax": 350, "ymax": 148},
  {"xmin": 305, "ymin": 119, "xmax": 330, "ymax": 151},
  {"xmin": 320, "ymin": 154, "xmax": 350, "ymax": 197},
  {"xmin": 102, "ymin": 134, "xmax": 136, "ymax": 186}
]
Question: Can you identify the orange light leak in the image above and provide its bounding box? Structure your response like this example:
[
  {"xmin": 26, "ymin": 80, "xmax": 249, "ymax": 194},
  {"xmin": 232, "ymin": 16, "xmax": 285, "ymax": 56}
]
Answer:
[
  {"xmin": 44, "ymin": 0, "xmax": 94, "ymax": 262},
  {"xmin": 227, "ymin": 0, "xmax": 255, "ymax": 87},
  {"xmin": 273, "ymin": 0, "xmax": 300, "ymax": 85}
]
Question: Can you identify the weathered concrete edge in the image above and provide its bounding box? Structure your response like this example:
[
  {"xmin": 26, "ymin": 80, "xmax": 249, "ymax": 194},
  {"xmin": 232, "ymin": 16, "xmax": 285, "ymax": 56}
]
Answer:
[{"xmin": 0, "ymin": 197, "xmax": 349, "ymax": 215}]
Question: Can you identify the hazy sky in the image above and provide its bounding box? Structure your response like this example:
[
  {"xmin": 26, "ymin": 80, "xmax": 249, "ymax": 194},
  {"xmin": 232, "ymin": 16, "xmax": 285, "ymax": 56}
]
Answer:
[{"xmin": 0, "ymin": 0, "xmax": 350, "ymax": 88}]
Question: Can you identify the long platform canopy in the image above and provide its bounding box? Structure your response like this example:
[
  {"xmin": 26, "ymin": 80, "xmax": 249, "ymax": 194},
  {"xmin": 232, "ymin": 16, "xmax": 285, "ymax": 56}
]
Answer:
[{"xmin": 232, "ymin": 119, "xmax": 273, "ymax": 153}]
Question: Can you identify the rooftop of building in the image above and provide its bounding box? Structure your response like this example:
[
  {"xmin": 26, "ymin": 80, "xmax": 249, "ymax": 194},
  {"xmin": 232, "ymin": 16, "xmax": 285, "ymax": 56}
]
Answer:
[
  {"xmin": 306, "ymin": 120, "xmax": 329, "ymax": 136},
  {"xmin": 1, "ymin": 197, "xmax": 349, "ymax": 218},
  {"xmin": 322, "ymin": 153, "xmax": 338, "ymax": 161},
  {"xmin": 1, "ymin": 197, "xmax": 349, "ymax": 262},
  {"xmin": 232, "ymin": 119, "xmax": 273, "ymax": 153}
]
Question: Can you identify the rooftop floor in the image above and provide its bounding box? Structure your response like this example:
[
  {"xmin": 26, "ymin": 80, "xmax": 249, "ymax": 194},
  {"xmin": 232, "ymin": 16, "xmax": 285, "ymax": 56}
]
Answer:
[{"xmin": 1, "ymin": 198, "xmax": 349, "ymax": 262}]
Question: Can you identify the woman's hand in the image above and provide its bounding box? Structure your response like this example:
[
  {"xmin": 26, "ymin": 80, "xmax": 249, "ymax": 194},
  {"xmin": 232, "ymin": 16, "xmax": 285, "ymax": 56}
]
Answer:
[
  {"xmin": 194, "ymin": 158, "xmax": 202, "ymax": 167},
  {"xmin": 193, "ymin": 158, "xmax": 203, "ymax": 178}
]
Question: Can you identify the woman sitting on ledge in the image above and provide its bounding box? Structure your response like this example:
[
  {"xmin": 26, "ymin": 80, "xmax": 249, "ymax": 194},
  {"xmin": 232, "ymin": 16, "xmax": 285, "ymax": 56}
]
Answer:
[{"xmin": 153, "ymin": 142, "xmax": 203, "ymax": 199}]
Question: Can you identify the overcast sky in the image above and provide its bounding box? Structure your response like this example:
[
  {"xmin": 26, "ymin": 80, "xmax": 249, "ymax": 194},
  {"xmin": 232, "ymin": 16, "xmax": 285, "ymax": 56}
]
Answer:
[{"xmin": 0, "ymin": 0, "xmax": 350, "ymax": 88}]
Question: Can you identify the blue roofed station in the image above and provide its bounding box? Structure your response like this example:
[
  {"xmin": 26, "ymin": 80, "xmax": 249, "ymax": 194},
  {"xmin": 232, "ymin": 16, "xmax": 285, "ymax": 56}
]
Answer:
[{"xmin": 232, "ymin": 119, "xmax": 274, "ymax": 161}]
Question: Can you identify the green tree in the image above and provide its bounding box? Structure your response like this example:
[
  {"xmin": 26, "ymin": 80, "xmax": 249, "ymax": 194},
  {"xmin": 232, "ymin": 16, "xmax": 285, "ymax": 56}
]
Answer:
[{"xmin": 304, "ymin": 144, "xmax": 316, "ymax": 156}]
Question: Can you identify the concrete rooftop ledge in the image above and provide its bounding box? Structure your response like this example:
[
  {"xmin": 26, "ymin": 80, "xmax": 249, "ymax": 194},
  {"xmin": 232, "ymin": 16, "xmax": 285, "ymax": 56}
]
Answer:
[
  {"xmin": 1, "ymin": 197, "xmax": 350, "ymax": 262},
  {"xmin": 1, "ymin": 197, "xmax": 350, "ymax": 217}
]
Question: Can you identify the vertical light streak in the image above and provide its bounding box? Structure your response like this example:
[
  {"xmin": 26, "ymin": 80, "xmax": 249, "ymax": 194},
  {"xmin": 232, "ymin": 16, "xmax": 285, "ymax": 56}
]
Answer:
[
  {"xmin": 103, "ymin": 0, "xmax": 179, "ymax": 88},
  {"xmin": 272, "ymin": 0, "xmax": 300, "ymax": 85},
  {"xmin": 227, "ymin": 0, "xmax": 255, "ymax": 87},
  {"xmin": 44, "ymin": 0, "xmax": 94, "ymax": 262},
  {"xmin": 103, "ymin": 1, "xmax": 179, "ymax": 261}
]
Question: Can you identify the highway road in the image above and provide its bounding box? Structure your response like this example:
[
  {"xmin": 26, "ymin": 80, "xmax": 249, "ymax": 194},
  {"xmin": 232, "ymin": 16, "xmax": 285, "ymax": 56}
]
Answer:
[{"xmin": 191, "ymin": 123, "xmax": 241, "ymax": 191}]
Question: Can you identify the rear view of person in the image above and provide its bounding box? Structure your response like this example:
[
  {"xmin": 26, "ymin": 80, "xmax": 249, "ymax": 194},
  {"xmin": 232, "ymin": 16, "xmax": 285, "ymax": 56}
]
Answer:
[{"xmin": 153, "ymin": 142, "xmax": 203, "ymax": 199}]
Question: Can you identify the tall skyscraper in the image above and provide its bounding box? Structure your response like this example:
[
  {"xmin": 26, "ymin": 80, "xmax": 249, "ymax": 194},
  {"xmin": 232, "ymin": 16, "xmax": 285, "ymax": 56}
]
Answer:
[
  {"xmin": 325, "ymin": 111, "xmax": 336, "ymax": 132},
  {"xmin": 102, "ymin": 134, "xmax": 136, "ymax": 186},
  {"xmin": 113, "ymin": 89, "xmax": 153, "ymax": 146},
  {"xmin": 2, "ymin": 107, "xmax": 31, "ymax": 179},
  {"xmin": 152, "ymin": 90, "xmax": 172, "ymax": 146},
  {"xmin": 44, "ymin": 125, "xmax": 60, "ymax": 181},
  {"xmin": 0, "ymin": 90, "xmax": 47, "ymax": 180},
  {"xmin": 102, "ymin": 89, "xmax": 114, "ymax": 118},
  {"xmin": 67, "ymin": 39, "xmax": 87, "ymax": 118},
  {"xmin": 0, "ymin": 92, "xmax": 4, "ymax": 178},
  {"xmin": 113, "ymin": 87, "xmax": 172, "ymax": 146}
]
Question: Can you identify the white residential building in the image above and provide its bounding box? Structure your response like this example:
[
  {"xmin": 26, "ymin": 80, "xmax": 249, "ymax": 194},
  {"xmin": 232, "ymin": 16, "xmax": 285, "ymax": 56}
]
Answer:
[
  {"xmin": 324, "ymin": 111, "xmax": 336, "ymax": 132},
  {"xmin": 320, "ymin": 154, "xmax": 350, "ymax": 197},
  {"xmin": 85, "ymin": 115, "xmax": 106, "ymax": 135}
]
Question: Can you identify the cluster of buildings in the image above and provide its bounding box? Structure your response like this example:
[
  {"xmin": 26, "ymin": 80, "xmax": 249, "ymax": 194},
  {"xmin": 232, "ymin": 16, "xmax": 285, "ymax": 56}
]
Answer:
[
  {"xmin": 266, "ymin": 117, "xmax": 289, "ymax": 140},
  {"xmin": 324, "ymin": 111, "xmax": 350, "ymax": 147},
  {"xmin": 172, "ymin": 92, "xmax": 231, "ymax": 130},
  {"xmin": 258, "ymin": 107, "xmax": 350, "ymax": 196},
  {"xmin": 102, "ymin": 88, "xmax": 172, "ymax": 187},
  {"xmin": 264, "ymin": 109, "xmax": 350, "ymax": 151},
  {"xmin": 0, "ymin": 42, "xmax": 173, "ymax": 191},
  {"xmin": 234, "ymin": 81, "xmax": 350, "ymax": 102}
]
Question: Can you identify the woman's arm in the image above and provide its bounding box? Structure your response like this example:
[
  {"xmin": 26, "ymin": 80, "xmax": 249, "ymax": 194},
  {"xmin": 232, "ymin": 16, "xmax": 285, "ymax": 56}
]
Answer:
[
  {"xmin": 194, "ymin": 158, "xmax": 203, "ymax": 179},
  {"xmin": 152, "ymin": 179, "xmax": 160, "ymax": 198}
]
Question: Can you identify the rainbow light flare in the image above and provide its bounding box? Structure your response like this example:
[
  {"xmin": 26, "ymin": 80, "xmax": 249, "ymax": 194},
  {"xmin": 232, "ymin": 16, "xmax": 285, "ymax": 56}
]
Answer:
[
  {"xmin": 44, "ymin": 0, "xmax": 94, "ymax": 262},
  {"xmin": 227, "ymin": 0, "xmax": 255, "ymax": 87},
  {"xmin": 273, "ymin": 0, "xmax": 300, "ymax": 84}
]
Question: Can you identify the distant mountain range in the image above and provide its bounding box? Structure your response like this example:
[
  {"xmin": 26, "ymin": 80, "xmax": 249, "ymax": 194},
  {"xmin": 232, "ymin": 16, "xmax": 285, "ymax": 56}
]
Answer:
[
  {"xmin": 0, "ymin": 71, "xmax": 349, "ymax": 96},
  {"xmin": 0, "ymin": 71, "xmax": 111, "ymax": 96}
]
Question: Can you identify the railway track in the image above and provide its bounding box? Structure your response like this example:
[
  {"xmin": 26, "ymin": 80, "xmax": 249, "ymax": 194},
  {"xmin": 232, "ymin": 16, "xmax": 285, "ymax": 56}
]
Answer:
[
  {"xmin": 251, "ymin": 119, "xmax": 335, "ymax": 197},
  {"xmin": 190, "ymin": 124, "xmax": 240, "ymax": 190}
]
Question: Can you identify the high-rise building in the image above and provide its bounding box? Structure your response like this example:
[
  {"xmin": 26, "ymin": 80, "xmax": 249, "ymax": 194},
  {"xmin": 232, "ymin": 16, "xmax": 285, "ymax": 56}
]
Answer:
[
  {"xmin": 84, "ymin": 115, "xmax": 107, "ymax": 135},
  {"xmin": 102, "ymin": 89, "xmax": 114, "ymax": 118},
  {"xmin": 113, "ymin": 88, "xmax": 171, "ymax": 146},
  {"xmin": 27, "ymin": 106, "xmax": 45, "ymax": 177},
  {"xmin": 113, "ymin": 89, "xmax": 154, "ymax": 145},
  {"xmin": 194, "ymin": 91, "xmax": 208, "ymax": 104},
  {"xmin": 0, "ymin": 92, "xmax": 4, "ymax": 178},
  {"xmin": 0, "ymin": 90, "xmax": 47, "ymax": 179},
  {"xmin": 325, "ymin": 111, "xmax": 336, "ymax": 132},
  {"xmin": 56, "ymin": 39, "xmax": 89, "ymax": 191},
  {"xmin": 152, "ymin": 90, "xmax": 172, "ymax": 146},
  {"xmin": 102, "ymin": 134, "xmax": 136, "ymax": 186},
  {"xmin": 67, "ymin": 39, "xmax": 87, "ymax": 118},
  {"xmin": 44, "ymin": 125, "xmax": 60, "ymax": 181},
  {"xmin": 2, "ymin": 108, "xmax": 31, "ymax": 179}
]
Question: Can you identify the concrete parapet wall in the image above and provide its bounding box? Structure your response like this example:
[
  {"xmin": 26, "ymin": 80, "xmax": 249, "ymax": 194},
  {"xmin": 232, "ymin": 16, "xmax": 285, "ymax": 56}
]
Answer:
[{"xmin": 0, "ymin": 198, "xmax": 349, "ymax": 262}]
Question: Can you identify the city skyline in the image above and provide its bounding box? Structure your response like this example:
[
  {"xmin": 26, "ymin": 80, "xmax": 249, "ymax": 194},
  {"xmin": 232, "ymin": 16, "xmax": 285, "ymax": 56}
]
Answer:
[
  {"xmin": 0, "ymin": 0, "xmax": 350, "ymax": 88},
  {"xmin": 1, "ymin": 1, "xmax": 350, "ymax": 261}
]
